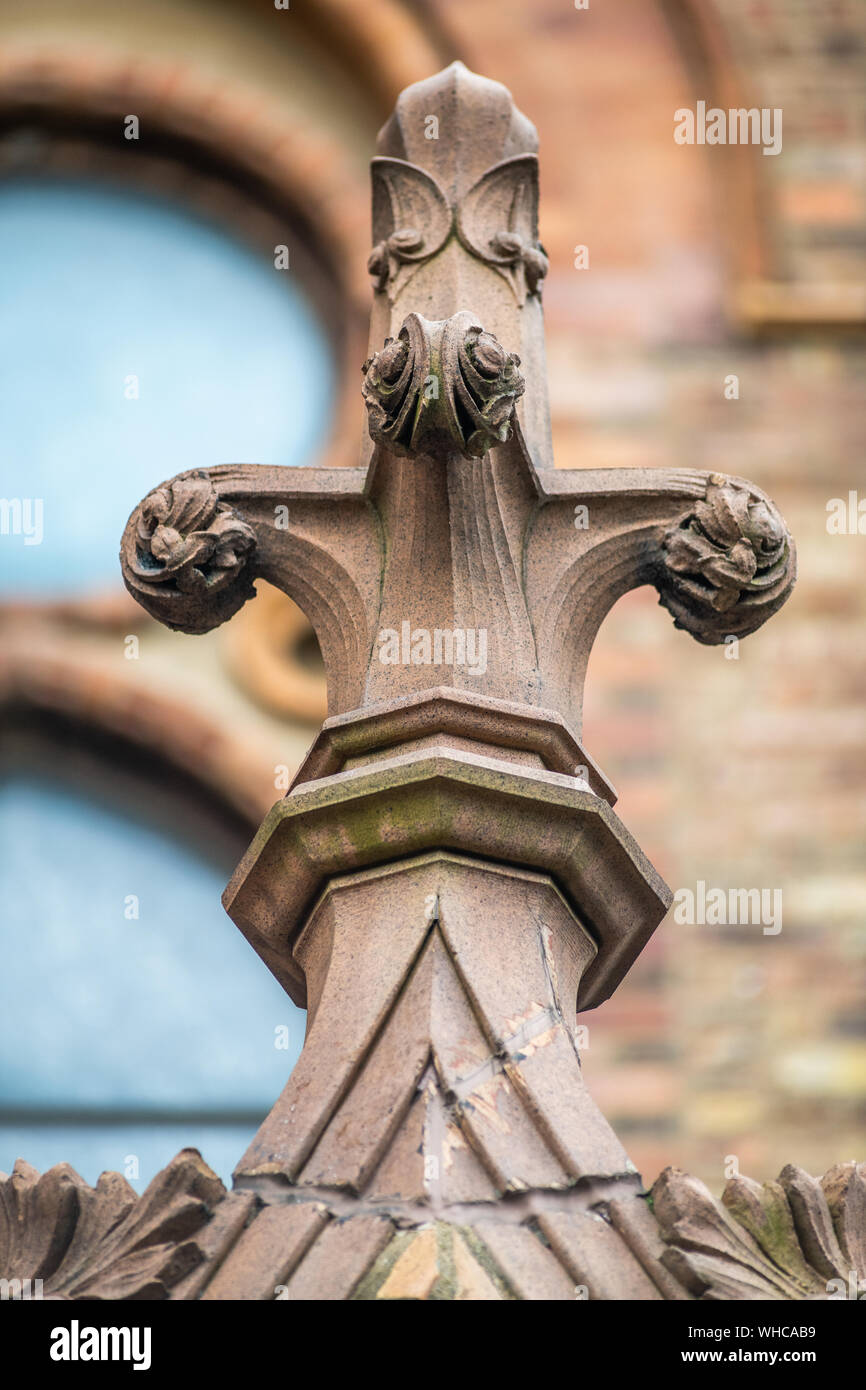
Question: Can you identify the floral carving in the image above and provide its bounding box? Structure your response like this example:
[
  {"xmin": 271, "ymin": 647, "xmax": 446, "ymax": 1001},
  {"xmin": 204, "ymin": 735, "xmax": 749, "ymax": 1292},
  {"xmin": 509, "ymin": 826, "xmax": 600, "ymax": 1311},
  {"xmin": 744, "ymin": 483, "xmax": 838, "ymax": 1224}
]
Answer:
[
  {"xmin": 488, "ymin": 231, "xmax": 549, "ymax": 295},
  {"xmin": 100, "ymin": 66, "xmax": 811, "ymax": 1306},
  {"xmin": 369, "ymin": 153, "xmax": 547, "ymax": 303},
  {"xmin": 362, "ymin": 311, "xmax": 524, "ymax": 459},
  {"xmin": 369, "ymin": 159, "xmax": 453, "ymax": 297},
  {"xmin": 651, "ymin": 1162, "xmax": 866, "ymax": 1300},
  {"xmin": 361, "ymin": 313, "xmax": 429, "ymax": 455},
  {"xmin": 121, "ymin": 471, "xmax": 258, "ymax": 635},
  {"xmin": 367, "ymin": 228, "xmax": 424, "ymax": 292},
  {"xmin": 0, "ymin": 1150, "xmax": 234, "ymax": 1300},
  {"xmin": 131, "ymin": 471, "xmax": 255, "ymax": 596},
  {"xmin": 456, "ymin": 154, "xmax": 548, "ymax": 300},
  {"xmin": 659, "ymin": 473, "xmax": 795, "ymax": 641},
  {"xmin": 449, "ymin": 320, "xmax": 525, "ymax": 456}
]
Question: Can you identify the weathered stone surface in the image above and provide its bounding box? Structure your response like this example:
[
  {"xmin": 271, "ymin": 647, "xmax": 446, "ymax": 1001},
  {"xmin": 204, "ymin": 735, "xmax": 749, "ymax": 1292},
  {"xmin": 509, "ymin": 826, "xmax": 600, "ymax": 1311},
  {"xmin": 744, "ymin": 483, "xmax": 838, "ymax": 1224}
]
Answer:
[
  {"xmin": 200, "ymin": 1202, "xmax": 328, "ymax": 1302},
  {"xmin": 224, "ymin": 751, "xmax": 671, "ymax": 1013},
  {"xmin": 8, "ymin": 1147, "xmax": 861, "ymax": 1301},
  {"xmin": 538, "ymin": 1209, "xmax": 665, "ymax": 1301},
  {"xmin": 233, "ymin": 854, "xmax": 627, "ymax": 1189},
  {"xmin": 362, "ymin": 311, "xmax": 524, "ymax": 459},
  {"xmin": 471, "ymin": 1222, "xmax": 577, "ymax": 1301},
  {"xmin": 278, "ymin": 1214, "xmax": 394, "ymax": 1302}
]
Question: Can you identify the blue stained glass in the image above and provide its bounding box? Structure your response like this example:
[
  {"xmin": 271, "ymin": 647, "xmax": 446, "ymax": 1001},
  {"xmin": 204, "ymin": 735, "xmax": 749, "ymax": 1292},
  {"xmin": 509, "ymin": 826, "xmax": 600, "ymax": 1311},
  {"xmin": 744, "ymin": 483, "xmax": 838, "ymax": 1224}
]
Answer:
[
  {"xmin": 0, "ymin": 179, "xmax": 335, "ymax": 595},
  {"xmin": 0, "ymin": 774, "xmax": 306, "ymax": 1189}
]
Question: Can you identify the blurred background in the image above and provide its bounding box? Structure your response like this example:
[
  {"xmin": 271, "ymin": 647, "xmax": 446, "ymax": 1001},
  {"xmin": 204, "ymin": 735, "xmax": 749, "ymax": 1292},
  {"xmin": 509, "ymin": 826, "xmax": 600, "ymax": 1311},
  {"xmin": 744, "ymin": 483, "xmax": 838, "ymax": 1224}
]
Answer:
[{"xmin": 0, "ymin": 0, "xmax": 863, "ymax": 1194}]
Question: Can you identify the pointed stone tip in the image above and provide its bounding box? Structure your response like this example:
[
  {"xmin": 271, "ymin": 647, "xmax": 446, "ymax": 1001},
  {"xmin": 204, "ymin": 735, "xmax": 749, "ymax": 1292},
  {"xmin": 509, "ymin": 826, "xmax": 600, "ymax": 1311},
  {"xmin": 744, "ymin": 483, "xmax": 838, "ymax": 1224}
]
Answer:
[
  {"xmin": 400, "ymin": 58, "xmax": 513, "ymax": 105},
  {"xmin": 376, "ymin": 59, "xmax": 538, "ymax": 180}
]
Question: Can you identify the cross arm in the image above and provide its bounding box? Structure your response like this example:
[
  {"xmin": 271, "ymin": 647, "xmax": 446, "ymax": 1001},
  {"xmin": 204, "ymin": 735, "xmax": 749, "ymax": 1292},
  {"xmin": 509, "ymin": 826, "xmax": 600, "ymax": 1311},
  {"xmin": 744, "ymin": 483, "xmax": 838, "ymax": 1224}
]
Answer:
[
  {"xmin": 120, "ymin": 463, "xmax": 383, "ymax": 714},
  {"xmin": 524, "ymin": 464, "xmax": 797, "ymax": 732}
]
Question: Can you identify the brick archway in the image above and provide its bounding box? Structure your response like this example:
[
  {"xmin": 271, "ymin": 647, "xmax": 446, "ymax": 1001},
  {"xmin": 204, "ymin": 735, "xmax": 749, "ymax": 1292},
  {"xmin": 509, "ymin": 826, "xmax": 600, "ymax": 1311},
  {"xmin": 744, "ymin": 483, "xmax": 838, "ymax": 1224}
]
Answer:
[
  {"xmin": 0, "ymin": 42, "xmax": 371, "ymax": 469},
  {"xmin": 0, "ymin": 633, "xmax": 274, "ymax": 832},
  {"xmin": 659, "ymin": 0, "xmax": 771, "ymax": 310}
]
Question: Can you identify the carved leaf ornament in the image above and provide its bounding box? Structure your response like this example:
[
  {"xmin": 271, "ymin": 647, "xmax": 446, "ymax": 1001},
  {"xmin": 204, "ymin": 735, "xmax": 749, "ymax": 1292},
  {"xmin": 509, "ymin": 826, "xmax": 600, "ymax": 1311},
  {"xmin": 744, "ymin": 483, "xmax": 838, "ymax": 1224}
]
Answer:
[
  {"xmin": 652, "ymin": 1162, "xmax": 866, "ymax": 1301},
  {"xmin": 66, "ymin": 62, "xmax": 823, "ymax": 1303},
  {"xmin": 130, "ymin": 472, "xmax": 255, "ymax": 596},
  {"xmin": 362, "ymin": 311, "xmax": 525, "ymax": 458},
  {"xmin": 660, "ymin": 474, "xmax": 795, "ymax": 641},
  {"xmin": 369, "ymin": 154, "xmax": 548, "ymax": 302},
  {"xmin": 0, "ymin": 1151, "xmax": 231, "ymax": 1300}
]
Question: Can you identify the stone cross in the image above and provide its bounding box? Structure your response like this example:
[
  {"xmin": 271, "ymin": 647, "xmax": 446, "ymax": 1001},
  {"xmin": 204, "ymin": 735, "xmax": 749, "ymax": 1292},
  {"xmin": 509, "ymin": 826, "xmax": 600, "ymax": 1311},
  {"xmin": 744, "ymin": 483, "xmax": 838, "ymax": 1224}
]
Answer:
[{"xmin": 121, "ymin": 63, "xmax": 796, "ymax": 1299}]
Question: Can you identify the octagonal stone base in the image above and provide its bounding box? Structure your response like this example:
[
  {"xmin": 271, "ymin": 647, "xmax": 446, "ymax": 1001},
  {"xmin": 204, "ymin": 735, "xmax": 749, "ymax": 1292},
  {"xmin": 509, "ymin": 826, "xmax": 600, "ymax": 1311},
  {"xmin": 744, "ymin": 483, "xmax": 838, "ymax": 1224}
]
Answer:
[{"xmin": 224, "ymin": 741, "xmax": 671, "ymax": 1013}]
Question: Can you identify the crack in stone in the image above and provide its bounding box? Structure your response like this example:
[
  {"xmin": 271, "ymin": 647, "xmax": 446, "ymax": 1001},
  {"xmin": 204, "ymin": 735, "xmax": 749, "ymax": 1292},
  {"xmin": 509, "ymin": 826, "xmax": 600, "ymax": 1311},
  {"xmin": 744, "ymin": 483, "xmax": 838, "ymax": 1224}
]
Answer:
[{"xmin": 233, "ymin": 1171, "xmax": 647, "ymax": 1231}]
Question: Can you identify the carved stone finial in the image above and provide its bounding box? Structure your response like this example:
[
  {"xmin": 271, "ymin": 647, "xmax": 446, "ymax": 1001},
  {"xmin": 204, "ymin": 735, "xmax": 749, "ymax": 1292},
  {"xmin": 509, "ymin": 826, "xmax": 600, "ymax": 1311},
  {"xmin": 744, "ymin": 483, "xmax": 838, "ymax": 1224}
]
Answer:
[
  {"xmin": 659, "ymin": 473, "xmax": 796, "ymax": 641},
  {"xmin": 105, "ymin": 64, "xmax": 813, "ymax": 1302},
  {"xmin": 361, "ymin": 311, "xmax": 524, "ymax": 458},
  {"xmin": 364, "ymin": 60, "xmax": 553, "ymax": 472}
]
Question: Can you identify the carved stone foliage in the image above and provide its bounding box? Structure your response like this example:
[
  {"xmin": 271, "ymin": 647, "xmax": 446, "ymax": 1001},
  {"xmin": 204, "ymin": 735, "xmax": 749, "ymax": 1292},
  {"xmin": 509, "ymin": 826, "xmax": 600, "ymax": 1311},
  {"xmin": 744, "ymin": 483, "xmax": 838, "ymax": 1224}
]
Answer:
[
  {"xmin": 361, "ymin": 311, "xmax": 524, "ymax": 458},
  {"xmin": 134, "ymin": 471, "xmax": 256, "ymax": 593},
  {"xmin": 5, "ymin": 1144, "xmax": 863, "ymax": 1300},
  {"xmin": 121, "ymin": 470, "xmax": 257, "ymax": 635},
  {"xmin": 117, "ymin": 64, "xmax": 798, "ymax": 727},
  {"xmin": 456, "ymin": 154, "xmax": 548, "ymax": 299},
  {"xmin": 368, "ymin": 160, "xmax": 452, "ymax": 296},
  {"xmin": 523, "ymin": 464, "xmax": 798, "ymax": 735},
  {"xmin": 659, "ymin": 473, "xmax": 796, "ymax": 642},
  {"xmin": 652, "ymin": 1162, "xmax": 866, "ymax": 1300},
  {"xmin": 0, "ymin": 1150, "xmax": 239, "ymax": 1300},
  {"xmin": 369, "ymin": 152, "xmax": 547, "ymax": 304}
]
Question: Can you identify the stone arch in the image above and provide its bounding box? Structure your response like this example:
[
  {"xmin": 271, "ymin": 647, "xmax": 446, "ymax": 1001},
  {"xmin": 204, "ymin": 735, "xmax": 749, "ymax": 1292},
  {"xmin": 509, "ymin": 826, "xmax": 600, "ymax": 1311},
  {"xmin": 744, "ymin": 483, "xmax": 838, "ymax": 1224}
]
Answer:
[
  {"xmin": 659, "ymin": 0, "xmax": 772, "ymax": 305},
  {"xmin": 0, "ymin": 637, "xmax": 273, "ymax": 832}
]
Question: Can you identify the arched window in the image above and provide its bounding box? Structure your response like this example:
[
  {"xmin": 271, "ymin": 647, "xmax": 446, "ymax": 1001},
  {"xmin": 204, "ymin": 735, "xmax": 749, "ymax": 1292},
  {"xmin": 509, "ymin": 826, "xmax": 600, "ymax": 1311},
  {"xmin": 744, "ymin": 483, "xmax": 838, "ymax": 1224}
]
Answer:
[
  {"xmin": 0, "ymin": 178, "xmax": 334, "ymax": 596},
  {"xmin": 0, "ymin": 765, "xmax": 305, "ymax": 1189},
  {"xmin": 0, "ymin": 177, "xmax": 336, "ymax": 1186}
]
